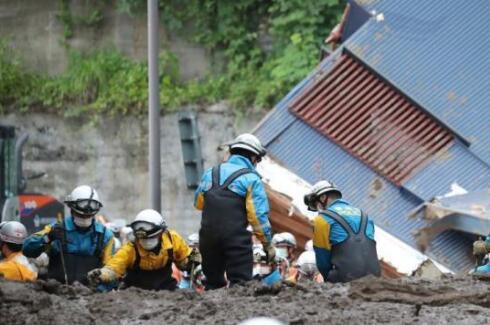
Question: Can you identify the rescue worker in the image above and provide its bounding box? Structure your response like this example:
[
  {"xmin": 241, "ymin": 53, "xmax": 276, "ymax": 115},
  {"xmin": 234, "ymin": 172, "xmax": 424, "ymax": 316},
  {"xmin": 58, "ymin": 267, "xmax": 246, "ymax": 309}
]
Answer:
[
  {"xmin": 177, "ymin": 233, "xmax": 205, "ymax": 291},
  {"xmin": 0, "ymin": 221, "xmax": 37, "ymax": 281},
  {"xmin": 88, "ymin": 209, "xmax": 201, "ymax": 291},
  {"xmin": 23, "ymin": 185, "xmax": 114, "ymax": 285},
  {"xmin": 106, "ymin": 219, "xmax": 126, "ymax": 252},
  {"xmin": 472, "ymin": 237, "xmax": 490, "ymax": 273},
  {"xmin": 272, "ymin": 232, "xmax": 296, "ymax": 279},
  {"xmin": 304, "ymin": 180, "xmax": 381, "ymax": 283},
  {"xmin": 194, "ymin": 133, "xmax": 274, "ymax": 289},
  {"xmin": 290, "ymin": 250, "xmax": 323, "ymax": 283}
]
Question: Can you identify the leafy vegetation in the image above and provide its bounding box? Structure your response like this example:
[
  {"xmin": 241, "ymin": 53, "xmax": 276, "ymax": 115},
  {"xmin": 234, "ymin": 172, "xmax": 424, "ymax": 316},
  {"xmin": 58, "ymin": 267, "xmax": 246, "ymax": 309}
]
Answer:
[{"xmin": 0, "ymin": 0, "xmax": 344, "ymax": 116}]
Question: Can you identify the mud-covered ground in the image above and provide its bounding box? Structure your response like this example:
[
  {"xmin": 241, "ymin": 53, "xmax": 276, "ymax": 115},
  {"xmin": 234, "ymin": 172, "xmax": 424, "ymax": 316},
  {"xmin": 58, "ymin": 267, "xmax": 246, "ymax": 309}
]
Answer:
[{"xmin": 1, "ymin": 275, "xmax": 490, "ymax": 325}]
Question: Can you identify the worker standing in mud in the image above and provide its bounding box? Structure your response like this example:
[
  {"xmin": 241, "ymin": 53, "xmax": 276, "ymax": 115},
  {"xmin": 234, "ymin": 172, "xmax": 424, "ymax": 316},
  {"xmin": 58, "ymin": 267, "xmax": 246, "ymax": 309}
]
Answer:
[
  {"xmin": 0, "ymin": 221, "xmax": 38, "ymax": 281},
  {"xmin": 194, "ymin": 133, "xmax": 275, "ymax": 289},
  {"xmin": 23, "ymin": 185, "xmax": 115, "ymax": 286},
  {"xmin": 304, "ymin": 180, "xmax": 381, "ymax": 282},
  {"xmin": 88, "ymin": 209, "xmax": 201, "ymax": 291}
]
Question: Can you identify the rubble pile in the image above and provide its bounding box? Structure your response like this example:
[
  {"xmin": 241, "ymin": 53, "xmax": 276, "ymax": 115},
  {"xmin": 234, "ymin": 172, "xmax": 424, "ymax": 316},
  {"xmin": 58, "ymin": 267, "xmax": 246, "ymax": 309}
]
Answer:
[{"xmin": 1, "ymin": 275, "xmax": 490, "ymax": 324}]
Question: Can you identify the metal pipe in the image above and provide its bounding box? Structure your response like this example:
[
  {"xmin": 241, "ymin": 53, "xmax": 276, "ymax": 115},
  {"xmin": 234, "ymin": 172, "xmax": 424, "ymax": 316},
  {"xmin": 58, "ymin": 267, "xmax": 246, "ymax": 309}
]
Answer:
[{"xmin": 148, "ymin": 0, "xmax": 161, "ymax": 212}]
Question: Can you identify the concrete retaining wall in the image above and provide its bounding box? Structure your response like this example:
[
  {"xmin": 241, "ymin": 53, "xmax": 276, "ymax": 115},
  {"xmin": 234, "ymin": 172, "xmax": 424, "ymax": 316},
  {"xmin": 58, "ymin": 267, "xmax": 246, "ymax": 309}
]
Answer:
[{"xmin": 1, "ymin": 108, "xmax": 263, "ymax": 236}]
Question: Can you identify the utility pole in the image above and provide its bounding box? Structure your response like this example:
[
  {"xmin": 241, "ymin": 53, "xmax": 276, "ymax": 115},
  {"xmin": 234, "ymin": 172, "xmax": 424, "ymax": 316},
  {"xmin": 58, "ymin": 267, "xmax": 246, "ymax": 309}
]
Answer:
[{"xmin": 148, "ymin": 0, "xmax": 161, "ymax": 212}]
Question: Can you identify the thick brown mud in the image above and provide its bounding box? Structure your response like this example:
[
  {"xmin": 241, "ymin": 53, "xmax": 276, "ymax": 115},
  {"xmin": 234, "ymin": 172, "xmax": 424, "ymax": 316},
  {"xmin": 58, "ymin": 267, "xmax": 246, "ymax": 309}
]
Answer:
[{"xmin": 1, "ymin": 275, "xmax": 490, "ymax": 324}]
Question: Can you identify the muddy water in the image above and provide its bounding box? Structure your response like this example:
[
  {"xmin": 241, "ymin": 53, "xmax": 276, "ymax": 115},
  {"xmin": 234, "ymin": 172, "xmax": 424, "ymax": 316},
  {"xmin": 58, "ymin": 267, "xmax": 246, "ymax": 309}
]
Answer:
[{"xmin": 1, "ymin": 276, "xmax": 490, "ymax": 324}]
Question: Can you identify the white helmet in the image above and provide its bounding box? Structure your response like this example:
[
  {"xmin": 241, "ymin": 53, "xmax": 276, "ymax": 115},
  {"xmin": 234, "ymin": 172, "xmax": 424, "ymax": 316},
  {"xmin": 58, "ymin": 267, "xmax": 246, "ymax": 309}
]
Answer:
[
  {"xmin": 311, "ymin": 180, "xmax": 341, "ymax": 197},
  {"xmin": 304, "ymin": 180, "xmax": 341, "ymax": 211},
  {"xmin": 0, "ymin": 221, "xmax": 28, "ymax": 245},
  {"xmin": 297, "ymin": 251, "xmax": 318, "ymax": 276},
  {"xmin": 65, "ymin": 185, "xmax": 103, "ymax": 216},
  {"xmin": 274, "ymin": 232, "xmax": 297, "ymax": 248},
  {"xmin": 229, "ymin": 133, "xmax": 266, "ymax": 158},
  {"xmin": 130, "ymin": 209, "xmax": 167, "ymax": 239},
  {"xmin": 187, "ymin": 233, "xmax": 199, "ymax": 247},
  {"xmin": 272, "ymin": 232, "xmax": 297, "ymax": 248},
  {"xmin": 305, "ymin": 239, "xmax": 313, "ymax": 252},
  {"xmin": 239, "ymin": 318, "xmax": 284, "ymax": 325},
  {"xmin": 271, "ymin": 233, "xmax": 283, "ymax": 245}
]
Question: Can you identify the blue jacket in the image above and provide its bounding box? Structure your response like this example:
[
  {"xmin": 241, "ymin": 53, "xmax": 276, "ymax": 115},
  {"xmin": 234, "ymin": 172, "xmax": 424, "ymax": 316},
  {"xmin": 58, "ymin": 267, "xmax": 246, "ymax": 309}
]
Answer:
[
  {"xmin": 194, "ymin": 154, "xmax": 272, "ymax": 245},
  {"xmin": 312, "ymin": 199, "xmax": 375, "ymax": 280},
  {"xmin": 23, "ymin": 216, "xmax": 115, "ymax": 263}
]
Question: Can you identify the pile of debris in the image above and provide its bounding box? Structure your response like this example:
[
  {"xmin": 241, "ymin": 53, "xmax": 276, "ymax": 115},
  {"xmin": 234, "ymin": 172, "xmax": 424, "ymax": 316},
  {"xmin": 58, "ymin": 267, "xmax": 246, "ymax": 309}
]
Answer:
[{"xmin": 1, "ymin": 275, "xmax": 490, "ymax": 324}]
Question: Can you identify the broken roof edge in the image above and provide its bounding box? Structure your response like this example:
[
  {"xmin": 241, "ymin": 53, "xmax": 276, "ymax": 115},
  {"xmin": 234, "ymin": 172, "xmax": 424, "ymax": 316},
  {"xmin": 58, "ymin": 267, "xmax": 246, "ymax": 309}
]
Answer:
[
  {"xmin": 251, "ymin": 47, "xmax": 346, "ymax": 144},
  {"xmin": 258, "ymin": 156, "xmax": 453, "ymax": 275}
]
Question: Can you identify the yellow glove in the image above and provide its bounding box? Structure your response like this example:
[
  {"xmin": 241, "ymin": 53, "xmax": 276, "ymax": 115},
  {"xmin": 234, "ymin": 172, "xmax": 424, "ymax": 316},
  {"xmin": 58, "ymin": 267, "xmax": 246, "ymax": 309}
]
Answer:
[{"xmin": 473, "ymin": 239, "xmax": 488, "ymax": 256}]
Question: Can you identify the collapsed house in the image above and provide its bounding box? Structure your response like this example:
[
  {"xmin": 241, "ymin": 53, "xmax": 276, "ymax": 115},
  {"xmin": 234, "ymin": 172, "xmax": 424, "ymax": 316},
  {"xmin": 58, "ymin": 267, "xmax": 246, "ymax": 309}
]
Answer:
[{"xmin": 253, "ymin": 0, "xmax": 490, "ymax": 273}]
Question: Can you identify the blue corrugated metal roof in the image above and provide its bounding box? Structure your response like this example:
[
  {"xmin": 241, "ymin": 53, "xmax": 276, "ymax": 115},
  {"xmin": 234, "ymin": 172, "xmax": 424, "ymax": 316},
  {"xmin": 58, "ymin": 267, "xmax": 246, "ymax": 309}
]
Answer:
[
  {"xmin": 264, "ymin": 119, "xmax": 472, "ymax": 272},
  {"xmin": 404, "ymin": 141, "xmax": 490, "ymax": 201},
  {"xmin": 345, "ymin": 0, "xmax": 490, "ymax": 166},
  {"xmin": 254, "ymin": 0, "xmax": 490, "ymax": 272}
]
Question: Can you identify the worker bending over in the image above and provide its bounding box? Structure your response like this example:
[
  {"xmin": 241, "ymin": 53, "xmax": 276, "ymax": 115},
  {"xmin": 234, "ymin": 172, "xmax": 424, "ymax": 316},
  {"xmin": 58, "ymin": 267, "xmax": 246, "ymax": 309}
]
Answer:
[
  {"xmin": 88, "ymin": 209, "xmax": 201, "ymax": 291},
  {"xmin": 304, "ymin": 180, "xmax": 380, "ymax": 282}
]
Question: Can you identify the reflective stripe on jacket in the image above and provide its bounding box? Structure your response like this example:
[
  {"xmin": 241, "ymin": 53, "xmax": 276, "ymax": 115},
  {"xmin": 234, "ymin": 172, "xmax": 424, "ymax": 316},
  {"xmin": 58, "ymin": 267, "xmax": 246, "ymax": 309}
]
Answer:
[{"xmin": 194, "ymin": 154, "xmax": 272, "ymax": 245}]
